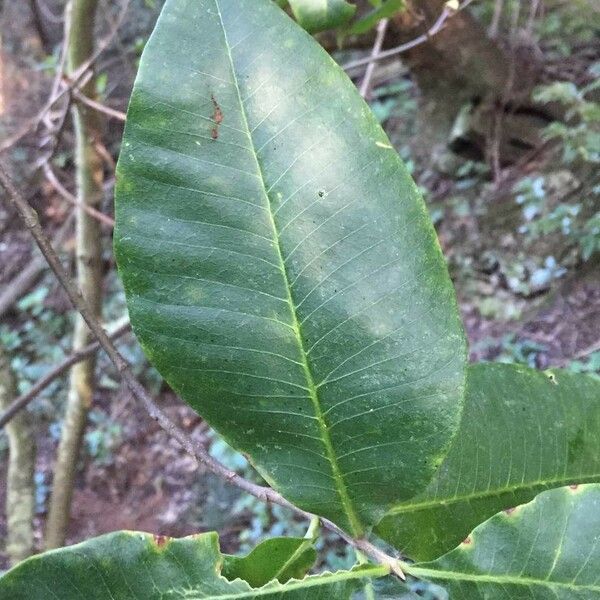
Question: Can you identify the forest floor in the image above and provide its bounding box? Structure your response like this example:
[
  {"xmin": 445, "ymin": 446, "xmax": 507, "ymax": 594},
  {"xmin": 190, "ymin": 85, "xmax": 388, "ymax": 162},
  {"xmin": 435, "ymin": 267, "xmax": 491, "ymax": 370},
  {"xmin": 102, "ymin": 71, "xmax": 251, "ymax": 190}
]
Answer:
[{"xmin": 0, "ymin": 0, "xmax": 599, "ymax": 570}]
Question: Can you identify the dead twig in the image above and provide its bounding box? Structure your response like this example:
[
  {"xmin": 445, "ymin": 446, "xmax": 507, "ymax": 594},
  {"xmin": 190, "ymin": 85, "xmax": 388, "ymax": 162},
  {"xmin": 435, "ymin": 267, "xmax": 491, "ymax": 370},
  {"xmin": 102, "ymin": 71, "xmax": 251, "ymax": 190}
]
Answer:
[
  {"xmin": 0, "ymin": 0, "xmax": 130, "ymax": 153},
  {"xmin": 0, "ymin": 321, "xmax": 131, "ymax": 429},
  {"xmin": 489, "ymin": 0, "xmax": 504, "ymax": 38},
  {"xmin": 72, "ymin": 89, "xmax": 126, "ymax": 122},
  {"xmin": 359, "ymin": 18, "xmax": 389, "ymax": 99},
  {"xmin": 42, "ymin": 163, "xmax": 115, "ymax": 227},
  {"xmin": 0, "ymin": 162, "xmax": 404, "ymax": 579},
  {"xmin": 343, "ymin": 0, "xmax": 476, "ymax": 73},
  {"xmin": 0, "ymin": 213, "xmax": 74, "ymax": 320}
]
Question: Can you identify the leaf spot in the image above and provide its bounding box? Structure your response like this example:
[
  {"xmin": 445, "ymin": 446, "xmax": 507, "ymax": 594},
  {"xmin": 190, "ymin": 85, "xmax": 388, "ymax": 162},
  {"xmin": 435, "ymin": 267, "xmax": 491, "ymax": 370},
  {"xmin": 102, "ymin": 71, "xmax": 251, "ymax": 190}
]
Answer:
[
  {"xmin": 211, "ymin": 93, "xmax": 224, "ymax": 140},
  {"xmin": 153, "ymin": 534, "xmax": 170, "ymax": 548}
]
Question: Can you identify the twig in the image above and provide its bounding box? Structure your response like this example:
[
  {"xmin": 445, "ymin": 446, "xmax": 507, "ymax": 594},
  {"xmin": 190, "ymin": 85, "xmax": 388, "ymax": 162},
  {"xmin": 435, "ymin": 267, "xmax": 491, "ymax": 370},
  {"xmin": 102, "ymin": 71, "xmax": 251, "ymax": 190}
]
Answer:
[
  {"xmin": 0, "ymin": 213, "xmax": 74, "ymax": 320},
  {"xmin": 343, "ymin": 0, "xmax": 476, "ymax": 73},
  {"xmin": 28, "ymin": 0, "xmax": 53, "ymax": 52},
  {"xmin": 0, "ymin": 0, "xmax": 130, "ymax": 153},
  {"xmin": 0, "ymin": 321, "xmax": 130, "ymax": 429},
  {"xmin": 526, "ymin": 0, "xmax": 541, "ymax": 34},
  {"xmin": 489, "ymin": 0, "xmax": 504, "ymax": 38},
  {"xmin": 42, "ymin": 163, "xmax": 115, "ymax": 227},
  {"xmin": 41, "ymin": 1, "xmax": 72, "ymax": 135},
  {"xmin": 0, "ymin": 162, "xmax": 404, "ymax": 579},
  {"xmin": 359, "ymin": 18, "xmax": 389, "ymax": 99},
  {"xmin": 72, "ymin": 89, "xmax": 126, "ymax": 122},
  {"xmin": 34, "ymin": 0, "xmax": 65, "ymax": 24},
  {"xmin": 0, "ymin": 72, "xmax": 89, "ymax": 153}
]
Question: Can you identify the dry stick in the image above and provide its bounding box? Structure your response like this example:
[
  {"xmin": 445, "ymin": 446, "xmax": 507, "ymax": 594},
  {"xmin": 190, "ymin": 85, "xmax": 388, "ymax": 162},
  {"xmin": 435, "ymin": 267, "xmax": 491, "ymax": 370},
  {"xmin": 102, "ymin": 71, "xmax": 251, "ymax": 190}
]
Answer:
[
  {"xmin": 42, "ymin": 162, "xmax": 115, "ymax": 227},
  {"xmin": 0, "ymin": 322, "xmax": 131, "ymax": 430},
  {"xmin": 0, "ymin": 213, "xmax": 74, "ymax": 320},
  {"xmin": 343, "ymin": 0, "xmax": 476, "ymax": 73},
  {"xmin": 489, "ymin": 0, "xmax": 504, "ymax": 38},
  {"xmin": 359, "ymin": 18, "xmax": 389, "ymax": 99},
  {"xmin": 0, "ymin": 163, "xmax": 405, "ymax": 579},
  {"xmin": 0, "ymin": 0, "xmax": 129, "ymax": 153},
  {"xmin": 41, "ymin": 1, "xmax": 73, "ymax": 135},
  {"xmin": 526, "ymin": 0, "xmax": 541, "ymax": 34},
  {"xmin": 72, "ymin": 89, "xmax": 126, "ymax": 122}
]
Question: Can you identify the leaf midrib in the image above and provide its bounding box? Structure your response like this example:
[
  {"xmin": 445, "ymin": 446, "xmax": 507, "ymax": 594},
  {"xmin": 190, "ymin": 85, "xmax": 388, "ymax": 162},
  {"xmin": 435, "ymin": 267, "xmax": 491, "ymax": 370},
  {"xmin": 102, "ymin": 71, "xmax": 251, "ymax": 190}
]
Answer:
[
  {"xmin": 386, "ymin": 472, "xmax": 600, "ymax": 516},
  {"xmin": 213, "ymin": 0, "xmax": 363, "ymax": 537},
  {"xmin": 408, "ymin": 566, "xmax": 600, "ymax": 592}
]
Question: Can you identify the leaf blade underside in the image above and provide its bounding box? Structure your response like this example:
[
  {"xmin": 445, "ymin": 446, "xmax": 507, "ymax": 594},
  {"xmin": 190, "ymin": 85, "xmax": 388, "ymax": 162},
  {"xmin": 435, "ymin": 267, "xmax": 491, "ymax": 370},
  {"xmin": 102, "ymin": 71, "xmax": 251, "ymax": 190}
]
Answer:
[
  {"xmin": 115, "ymin": 0, "xmax": 466, "ymax": 534},
  {"xmin": 0, "ymin": 532, "xmax": 384, "ymax": 599},
  {"xmin": 377, "ymin": 363, "xmax": 600, "ymax": 560},
  {"xmin": 408, "ymin": 485, "xmax": 600, "ymax": 598}
]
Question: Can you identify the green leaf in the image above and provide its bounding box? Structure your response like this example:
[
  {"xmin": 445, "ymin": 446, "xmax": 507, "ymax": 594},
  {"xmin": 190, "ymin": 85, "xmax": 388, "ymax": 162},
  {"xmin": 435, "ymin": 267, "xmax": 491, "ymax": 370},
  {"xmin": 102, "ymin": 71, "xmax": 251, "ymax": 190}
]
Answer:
[
  {"xmin": 223, "ymin": 537, "xmax": 317, "ymax": 586},
  {"xmin": 0, "ymin": 531, "xmax": 387, "ymax": 599},
  {"xmin": 115, "ymin": 0, "xmax": 466, "ymax": 535},
  {"xmin": 376, "ymin": 363, "xmax": 600, "ymax": 560},
  {"xmin": 288, "ymin": 0, "xmax": 356, "ymax": 33},
  {"xmin": 347, "ymin": 0, "xmax": 405, "ymax": 35},
  {"xmin": 407, "ymin": 484, "xmax": 600, "ymax": 598}
]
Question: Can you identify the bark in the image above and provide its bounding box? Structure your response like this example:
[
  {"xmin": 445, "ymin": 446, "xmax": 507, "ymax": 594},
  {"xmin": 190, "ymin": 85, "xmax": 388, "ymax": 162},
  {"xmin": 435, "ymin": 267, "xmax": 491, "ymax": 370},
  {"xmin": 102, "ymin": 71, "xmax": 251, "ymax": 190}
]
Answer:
[
  {"xmin": 0, "ymin": 347, "xmax": 36, "ymax": 565},
  {"xmin": 45, "ymin": 0, "xmax": 104, "ymax": 550}
]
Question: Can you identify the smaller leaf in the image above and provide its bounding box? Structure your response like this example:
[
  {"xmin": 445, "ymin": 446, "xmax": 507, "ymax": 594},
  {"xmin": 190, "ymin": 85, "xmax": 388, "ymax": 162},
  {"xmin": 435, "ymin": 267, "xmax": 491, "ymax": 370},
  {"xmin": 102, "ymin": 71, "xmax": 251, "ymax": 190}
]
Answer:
[
  {"xmin": 376, "ymin": 363, "xmax": 600, "ymax": 561},
  {"xmin": 223, "ymin": 537, "xmax": 317, "ymax": 587},
  {"xmin": 288, "ymin": 0, "xmax": 356, "ymax": 33},
  {"xmin": 407, "ymin": 485, "xmax": 600, "ymax": 598},
  {"xmin": 0, "ymin": 531, "xmax": 388, "ymax": 599},
  {"xmin": 347, "ymin": 0, "xmax": 404, "ymax": 35}
]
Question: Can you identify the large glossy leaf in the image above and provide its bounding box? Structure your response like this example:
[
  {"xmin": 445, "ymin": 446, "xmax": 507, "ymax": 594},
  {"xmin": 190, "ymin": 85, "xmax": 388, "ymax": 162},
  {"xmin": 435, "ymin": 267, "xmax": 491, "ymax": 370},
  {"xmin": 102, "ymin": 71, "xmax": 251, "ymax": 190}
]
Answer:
[
  {"xmin": 115, "ymin": 0, "xmax": 466, "ymax": 535},
  {"xmin": 288, "ymin": 0, "xmax": 357, "ymax": 33},
  {"xmin": 0, "ymin": 531, "xmax": 387, "ymax": 599},
  {"xmin": 223, "ymin": 536, "xmax": 317, "ymax": 586},
  {"xmin": 376, "ymin": 363, "xmax": 600, "ymax": 560},
  {"xmin": 407, "ymin": 485, "xmax": 600, "ymax": 598}
]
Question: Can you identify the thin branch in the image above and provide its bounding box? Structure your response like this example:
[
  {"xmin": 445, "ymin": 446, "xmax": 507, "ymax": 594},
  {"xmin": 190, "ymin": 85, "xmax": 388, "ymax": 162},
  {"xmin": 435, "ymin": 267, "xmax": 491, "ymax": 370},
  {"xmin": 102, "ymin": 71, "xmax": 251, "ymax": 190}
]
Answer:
[
  {"xmin": 359, "ymin": 18, "xmax": 389, "ymax": 99},
  {"xmin": 34, "ymin": 0, "xmax": 65, "ymax": 24},
  {"xmin": 42, "ymin": 163, "xmax": 115, "ymax": 227},
  {"xmin": 0, "ymin": 73, "xmax": 89, "ymax": 153},
  {"xmin": 0, "ymin": 213, "xmax": 74, "ymax": 320},
  {"xmin": 0, "ymin": 322, "xmax": 130, "ymax": 429},
  {"xmin": 72, "ymin": 89, "xmax": 126, "ymax": 122},
  {"xmin": 0, "ymin": 163, "xmax": 404, "ymax": 579},
  {"xmin": 489, "ymin": 0, "xmax": 504, "ymax": 38},
  {"xmin": 0, "ymin": 0, "xmax": 130, "ymax": 153},
  {"xmin": 526, "ymin": 0, "xmax": 541, "ymax": 34},
  {"xmin": 343, "ymin": 0, "xmax": 476, "ymax": 73},
  {"xmin": 41, "ymin": 1, "xmax": 72, "ymax": 134}
]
